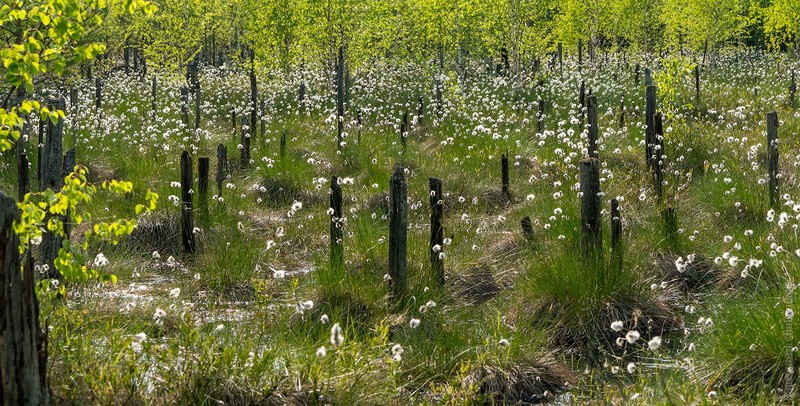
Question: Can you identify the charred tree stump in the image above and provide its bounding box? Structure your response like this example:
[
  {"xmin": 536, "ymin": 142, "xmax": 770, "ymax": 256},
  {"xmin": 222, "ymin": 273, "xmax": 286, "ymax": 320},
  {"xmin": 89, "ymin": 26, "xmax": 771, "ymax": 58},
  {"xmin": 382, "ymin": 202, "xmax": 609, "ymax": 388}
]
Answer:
[
  {"xmin": 521, "ymin": 216, "xmax": 534, "ymax": 244},
  {"xmin": 580, "ymin": 158, "xmax": 602, "ymax": 260},
  {"xmin": 766, "ymin": 111, "xmax": 780, "ymax": 208},
  {"xmin": 216, "ymin": 144, "xmax": 227, "ymax": 198},
  {"xmin": 388, "ymin": 166, "xmax": 408, "ymax": 298},
  {"xmin": 180, "ymin": 151, "xmax": 195, "ymax": 254},
  {"xmin": 329, "ymin": 177, "xmax": 344, "ymax": 272},
  {"xmin": 18, "ymin": 153, "xmax": 29, "ymax": 202},
  {"xmin": 0, "ymin": 192, "xmax": 50, "ymax": 405},
  {"xmin": 537, "ymin": 99, "xmax": 545, "ymax": 133},
  {"xmin": 95, "ymin": 77, "xmax": 102, "ymax": 110},
  {"xmin": 198, "ymin": 157, "xmax": 209, "ymax": 220},
  {"xmin": 336, "ymin": 46, "xmax": 345, "ymax": 150},
  {"xmin": 240, "ymin": 116, "xmax": 250, "ymax": 170},
  {"xmin": 41, "ymin": 98, "xmax": 65, "ymax": 279},
  {"xmin": 610, "ymin": 198, "xmax": 622, "ymax": 272},
  {"xmin": 587, "ymin": 95, "xmax": 599, "ymax": 159},
  {"xmin": 645, "ymin": 85, "xmax": 657, "ymax": 171},
  {"xmin": 429, "ymin": 177, "xmax": 444, "ymax": 287},
  {"xmin": 653, "ymin": 112, "xmax": 665, "ymax": 203},
  {"xmin": 501, "ymin": 153, "xmax": 510, "ymax": 203}
]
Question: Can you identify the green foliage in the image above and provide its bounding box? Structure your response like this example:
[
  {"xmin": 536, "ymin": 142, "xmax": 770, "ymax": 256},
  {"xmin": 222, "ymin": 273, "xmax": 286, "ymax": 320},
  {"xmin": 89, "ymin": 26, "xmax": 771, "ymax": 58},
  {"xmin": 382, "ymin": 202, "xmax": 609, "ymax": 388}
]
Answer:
[{"xmin": 14, "ymin": 166, "xmax": 158, "ymax": 290}]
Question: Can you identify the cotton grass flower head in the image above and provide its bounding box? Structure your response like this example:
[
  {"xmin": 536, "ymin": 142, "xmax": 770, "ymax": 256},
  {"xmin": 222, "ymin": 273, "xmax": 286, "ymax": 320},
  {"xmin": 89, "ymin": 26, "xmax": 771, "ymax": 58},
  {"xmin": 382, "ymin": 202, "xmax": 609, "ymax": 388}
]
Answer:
[
  {"xmin": 625, "ymin": 330, "xmax": 640, "ymax": 344},
  {"xmin": 610, "ymin": 320, "xmax": 624, "ymax": 332},
  {"xmin": 330, "ymin": 323, "xmax": 344, "ymax": 347},
  {"xmin": 648, "ymin": 336, "xmax": 662, "ymax": 350},
  {"xmin": 409, "ymin": 318, "xmax": 421, "ymax": 328},
  {"xmin": 316, "ymin": 346, "xmax": 327, "ymax": 357}
]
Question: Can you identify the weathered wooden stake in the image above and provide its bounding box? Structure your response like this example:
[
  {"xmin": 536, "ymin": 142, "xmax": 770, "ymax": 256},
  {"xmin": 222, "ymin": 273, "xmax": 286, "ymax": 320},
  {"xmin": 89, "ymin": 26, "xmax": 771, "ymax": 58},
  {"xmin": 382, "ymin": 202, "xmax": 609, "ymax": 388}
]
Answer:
[
  {"xmin": 645, "ymin": 85, "xmax": 657, "ymax": 170},
  {"xmin": 400, "ymin": 112, "xmax": 408, "ymax": 155},
  {"xmin": 329, "ymin": 176, "xmax": 344, "ymax": 271},
  {"xmin": 299, "ymin": 82, "xmax": 306, "ymax": 110},
  {"xmin": 216, "ymin": 143, "xmax": 227, "ymax": 198},
  {"xmin": 180, "ymin": 86, "xmax": 189, "ymax": 126},
  {"xmin": 151, "ymin": 77, "xmax": 157, "ymax": 118},
  {"xmin": 194, "ymin": 88, "xmax": 201, "ymax": 129},
  {"xmin": 578, "ymin": 39, "xmax": 583, "ymax": 71},
  {"xmin": 95, "ymin": 77, "xmax": 102, "ymax": 110},
  {"xmin": 663, "ymin": 206, "xmax": 678, "ymax": 246},
  {"xmin": 280, "ymin": 133, "xmax": 287, "ymax": 158},
  {"xmin": 694, "ymin": 65, "xmax": 700, "ymax": 102},
  {"xmin": 240, "ymin": 116, "xmax": 250, "ymax": 169},
  {"xmin": 634, "ymin": 63, "xmax": 640, "ymax": 86},
  {"xmin": 644, "ymin": 68, "xmax": 652, "ymax": 86},
  {"xmin": 0, "ymin": 192, "xmax": 49, "ymax": 405},
  {"xmin": 336, "ymin": 46, "xmax": 345, "ymax": 150},
  {"xmin": 18, "ymin": 153, "xmax": 29, "ymax": 202},
  {"xmin": 357, "ymin": 109, "xmax": 363, "ymax": 144},
  {"xmin": 653, "ymin": 112, "xmax": 665, "ymax": 202},
  {"xmin": 501, "ymin": 153, "xmax": 510, "ymax": 202},
  {"xmin": 558, "ymin": 42, "xmax": 563, "ymax": 78},
  {"xmin": 579, "ymin": 81, "xmax": 586, "ymax": 126},
  {"xmin": 610, "ymin": 198, "xmax": 622, "ymax": 271},
  {"xmin": 587, "ymin": 94, "xmax": 599, "ymax": 159},
  {"xmin": 180, "ymin": 151, "xmax": 195, "ymax": 254},
  {"xmin": 580, "ymin": 158, "xmax": 602, "ymax": 259},
  {"xmin": 388, "ymin": 166, "xmax": 408, "ymax": 298},
  {"xmin": 198, "ymin": 157, "xmax": 209, "ymax": 220},
  {"xmin": 520, "ymin": 216, "xmax": 534, "ymax": 243},
  {"xmin": 766, "ymin": 111, "xmax": 780, "ymax": 208},
  {"xmin": 537, "ymin": 99, "xmax": 545, "ymax": 133},
  {"xmin": 429, "ymin": 177, "xmax": 444, "ymax": 287},
  {"xmin": 41, "ymin": 98, "xmax": 65, "ymax": 278}
]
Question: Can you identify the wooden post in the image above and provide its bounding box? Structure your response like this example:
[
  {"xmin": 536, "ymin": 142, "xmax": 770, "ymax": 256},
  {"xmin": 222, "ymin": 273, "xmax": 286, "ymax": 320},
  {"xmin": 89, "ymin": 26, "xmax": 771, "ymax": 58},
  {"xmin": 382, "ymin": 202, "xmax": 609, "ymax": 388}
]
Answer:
[
  {"xmin": 41, "ymin": 98, "xmax": 65, "ymax": 278},
  {"xmin": 653, "ymin": 112, "xmax": 665, "ymax": 202},
  {"xmin": 180, "ymin": 86, "xmax": 189, "ymax": 127},
  {"xmin": 18, "ymin": 153, "xmax": 29, "ymax": 202},
  {"xmin": 151, "ymin": 77, "xmax": 157, "ymax": 118},
  {"xmin": 329, "ymin": 176, "xmax": 344, "ymax": 271},
  {"xmin": 634, "ymin": 63, "xmax": 640, "ymax": 86},
  {"xmin": 95, "ymin": 77, "xmax": 102, "ymax": 110},
  {"xmin": 280, "ymin": 133, "xmax": 287, "ymax": 158},
  {"xmin": 336, "ymin": 46, "xmax": 345, "ymax": 150},
  {"xmin": 198, "ymin": 157, "xmax": 209, "ymax": 220},
  {"xmin": 645, "ymin": 85, "xmax": 657, "ymax": 170},
  {"xmin": 429, "ymin": 177, "xmax": 444, "ymax": 287},
  {"xmin": 400, "ymin": 112, "xmax": 408, "ymax": 155},
  {"xmin": 663, "ymin": 206, "xmax": 678, "ymax": 247},
  {"xmin": 577, "ymin": 39, "xmax": 583, "ymax": 72},
  {"xmin": 644, "ymin": 68, "xmax": 652, "ymax": 86},
  {"xmin": 610, "ymin": 198, "xmax": 622, "ymax": 271},
  {"xmin": 417, "ymin": 96, "xmax": 424, "ymax": 128},
  {"xmin": 520, "ymin": 216, "xmax": 534, "ymax": 243},
  {"xmin": 240, "ymin": 116, "xmax": 250, "ymax": 169},
  {"xmin": 619, "ymin": 95, "xmax": 625, "ymax": 128},
  {"xmin": 216, "ymin": 143, "xmax": 227, "ymax": 198},
  {"xmin": 124, "ymin": 47, "xmax": 130, "ymax": 73},
  {"xmin": 580, "ymin": 158, "xmax": 602, "ymax": 259},
  {"xmin": 299, "ymin": 82, "xmax": 306, "ymax": 111},
  {"xmin": 249, "ymin": 52, "xmax": 258, "ymax": 142},
  {"xmin": 579, "ymin": 81, "xmax": 586, "ymax": 126},
  {"xmin": 0, "ymin": 192, "xmax": 50, "ymax": 405},
  {"xmin": 501, "ymin": 153, "xmax": 510, "ymax": 203},
  {"xmin": 694, "ymin": 65, "xmax": 700, "ymax": 103},
  {"xmin": 587, "ymin": 95, "xmax": 598, "ymax": 159},
  {"xmin": 259, "ymin": 99, "xmax": 265, "ymax": 138},
  {"xmin": 180, "ymin": 151, "xmax": 195, "ymax": 254},
  {"xmin": 357, "ymin": 109, "xmax": 363, "ymax": 144},
  {"xmin": 537, "ymin": 99, "xmax": 545, "ymax": 133},
  {"xmin": 558, "ymin": 42, "xmax": 563, "ymax": 78},
  {"xmin": 388, "ymin": 166, "xmax": 408, "ymax": 298},
  {"xmin": 766, "ymin": 111, "xmax": 780, "ymax": 208},
  {"xmin": 194, "ymin": 88, "xmax": 201, "ymax": 130}
]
